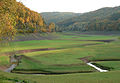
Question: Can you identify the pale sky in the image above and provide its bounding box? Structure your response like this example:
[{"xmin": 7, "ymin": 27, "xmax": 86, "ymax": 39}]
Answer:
[{"xmin": 16, "ymin": 0, "xmax": 120, "ymax": 13}]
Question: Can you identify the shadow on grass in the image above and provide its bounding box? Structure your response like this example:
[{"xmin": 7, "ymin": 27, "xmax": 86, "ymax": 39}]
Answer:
[
  {"xmin": 92, "ymin": 59, "xmax": 120, "ymax": 61},
  {"xmin": 12, "ymin": 69, "xmax": 94, "ymax": 75},
  {"xmin": 92, "ymin": 63, "xmax": 114, "ymax": 70}
]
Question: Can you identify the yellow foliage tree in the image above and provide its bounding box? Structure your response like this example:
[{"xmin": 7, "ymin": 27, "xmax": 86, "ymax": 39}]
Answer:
[
  {"xmin": 0, "ymin": 13, "xmax": 16, "ymax": 41},
  {"xmin": 0, "ymin": 0, "xmax": 17, "ymax": 41},
  {"xmin": 48, "ymin": 22, "xmax": 55, "ymax": 32}
]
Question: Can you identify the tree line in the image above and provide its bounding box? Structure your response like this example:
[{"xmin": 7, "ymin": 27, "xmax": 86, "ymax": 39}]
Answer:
[{"xmin": 56, "ymin": 6, "xmax": 120, "ymax": 32}]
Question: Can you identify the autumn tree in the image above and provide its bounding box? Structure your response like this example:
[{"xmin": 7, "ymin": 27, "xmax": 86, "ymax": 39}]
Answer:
[
  {"xmin": 16, "ymin": 2, "xmax": 46, "ymax": 33},
  {"xmin": 0, "ymin": 0, "xmax": 47, "ymax": 41},
  {"xmin": 48, "ymin": 22, "xmax": 55, "ymax": 32},
  {"xmin": 0, "ymin": 0, "xmax": 17, "ymax": 41}
]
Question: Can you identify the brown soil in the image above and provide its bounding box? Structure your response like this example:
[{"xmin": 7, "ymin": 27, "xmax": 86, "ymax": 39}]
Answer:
[
  {"xmin": 4, "ymin": 48, "xmax": 56, "ymax": 55},
  {"xmin": 0, "ymin": 65, "xmax": 9, "ymax": 71},
  {"xmin": 3, "ymin": 43, "xmax": 103, "ymax": 56},
  {"xmin": 79, "ymin": 56, "xmax": 92, "ymax": 63}
]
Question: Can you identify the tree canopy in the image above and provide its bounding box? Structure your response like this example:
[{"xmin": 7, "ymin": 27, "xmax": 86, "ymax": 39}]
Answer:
[
  {"xmin": 56, "ymin": 6, "xmax": 120, "ymax": 31},
  {"xmin": 0, "ymin": 0, "xmax": 46, "ymax": 40}
]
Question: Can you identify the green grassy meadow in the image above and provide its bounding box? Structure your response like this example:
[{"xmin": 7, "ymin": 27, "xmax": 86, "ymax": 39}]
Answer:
[{"xmin": 0, "ymin": 32, "xmax": 120, "ymax": 83}]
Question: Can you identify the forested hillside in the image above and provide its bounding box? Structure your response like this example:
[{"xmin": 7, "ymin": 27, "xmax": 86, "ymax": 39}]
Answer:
[
  {"xmin": 0, "ymin": 0, "xmax": 46, "ymax": 40},
  {"xmin": 16, "ymin": 3, "xmax": 46, "ymax": 33},
  {"xmin": 41, "ymin": 12, "xmax": 81, "ymax": 24},
  {"xmin": 57, "ymin": 6, "xmax": 120, "ymax": 31},
  {"xmin": 0, "ymin": 0, "xmax": 17, "ymax": 40}
]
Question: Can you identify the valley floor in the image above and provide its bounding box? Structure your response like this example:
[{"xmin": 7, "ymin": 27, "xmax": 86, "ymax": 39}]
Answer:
[{"xmin": 0, "ymin": 31, "xmax": 120, "ymax": 83}]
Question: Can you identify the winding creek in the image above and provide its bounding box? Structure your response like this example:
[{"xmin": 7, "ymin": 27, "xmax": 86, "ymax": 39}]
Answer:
[
  {"xmin": 5, "ymin": 64, "xmax": 17, "ymax": 73},
  {"xmin": 5, "ymin": 62, "xmax": 108, "ymax": 74},
  {"xmin": 4, "ymin": 40, "xmax": 113, "ymax": 74},
  {"xmin": 87, "ymin": 62, "xmax": 108, "ymax": 72}
]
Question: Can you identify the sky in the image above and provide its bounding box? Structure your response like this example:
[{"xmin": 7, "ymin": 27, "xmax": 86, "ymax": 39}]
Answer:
[{"xmin": 16, "ymin": 0, "xmax": 120, "ymax": 13}]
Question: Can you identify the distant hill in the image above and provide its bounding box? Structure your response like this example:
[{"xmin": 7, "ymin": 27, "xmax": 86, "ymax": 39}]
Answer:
[
  {"xmin": 41, "ymin": 12, "xmax": 81, "ymax": 24},
  {"xmin": 57, "ymin": 6, "xmax": 120, "ymax": 31}
]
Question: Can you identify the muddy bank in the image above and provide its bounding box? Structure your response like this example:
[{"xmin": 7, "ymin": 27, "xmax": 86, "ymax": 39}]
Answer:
[
  {"xmin": 79, "ymin": 56, "xmax": 92, "ymax": 63},
  {"xmin": 0, "ymin": 66, "xmax": 9, "ymax": 71},
  {"xmin": 4, "ymin": 48, "xmax": 56, "ymax": 55}
]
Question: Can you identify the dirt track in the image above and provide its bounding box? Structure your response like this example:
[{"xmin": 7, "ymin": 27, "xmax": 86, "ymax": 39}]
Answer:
[
  {"xmin": 4, "ymin": 48, "xmax": 56, "ymax": 55},
  {"xmin": 3, "ymin": 42, "xmax": 103, "ymax": 56}
]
